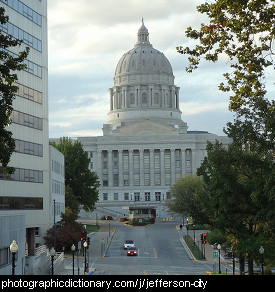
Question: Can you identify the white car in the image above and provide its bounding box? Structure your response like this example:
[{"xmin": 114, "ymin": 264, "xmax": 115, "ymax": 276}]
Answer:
[{"xmin": 124, "ymin": 240, "xmax": 135, "ymax": 249}]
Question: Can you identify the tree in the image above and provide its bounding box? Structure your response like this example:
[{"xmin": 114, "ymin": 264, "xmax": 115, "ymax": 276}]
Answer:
[
  {"xmin": 50, "ymin": 137, "xmax": 100, "ymax": 212},
  {"xmin": 0, "ymin": 7, "xmax": 29, "ymax": 174},
  {"xmin": 43, "ymin": 207, "xmax": 83, "ymax": 251},
  {"xmin": 177, "ymin": 0, "xmax": 274, "ymax": 113},
  {"xmin": 167, "ymin": 175, "xmax": 209, "ymax": 224},
  {"xmin": 177, "ymin": 0, "xmax": 274, "ymax": 156},
  {"xmin": 177, "ymin": 0, "xmax": 275, "ymax": 274},
  {"xmin": 197, "ymin": 141, "xmax": 275, "ymax": 274}
]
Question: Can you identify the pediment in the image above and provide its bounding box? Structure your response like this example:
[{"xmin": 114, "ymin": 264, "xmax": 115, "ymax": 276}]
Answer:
[{"xmin": 112, "ymin": 119, "xmax": 178, "ymax": 136}]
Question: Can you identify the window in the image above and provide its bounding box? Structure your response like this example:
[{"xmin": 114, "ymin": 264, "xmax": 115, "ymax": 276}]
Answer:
[
  {"xmin": 103, "ymin": 193, "xmax": 108, "ymax": 201},
  {"xmin": 154, "ymin": 93, "xmax": 159, "ymax": 104},
  {"xmin": 164, "ymin": 151, "xmax": 171, "ymax": 169},
  {"xmin": 113, "ymin": 174, "xmax": 119, "ymax": 186},
  {"xmin": 2, "ymin": 167, "xmax": 43, "ymax": 183},
  {"xmin": 134, "ymin": 174, "xmax": 140, "ymax": 186},
  {"xmin": 155, "ymin": 192, "xmax": 161, "ymax": 201},
  {"xmin": 142, "ymin": 93, "xmax": 147, "ymax": 104},
  {"xmin": 123, "ymin": 151, "xmax": 129, "ymax": 170},
  {"xmin": 133, "ymin": 151, "xmax": 139, "ymax": 169},
  {"xmin": 143, "ymin": 151, "xmax": 150, "ymax": 169},
  {"xmin": 165, "ymin": 173, "xmax": 171, "ymax": 185},
  {"xmin": 130, "ymin": 93, "xmax": 135, "ymax": 105},
  {"xmin": 0, "ymin": 196, "xmax": 43, "ymax": 210},
  {"xmin": 102, "ymin": 174, "xmax": 108, "ymax": 186},
  {"xmin": 124, "ymin": 193, "xmax": 129, "ymax": 200},
  {"xmin": 114, "ymin": 193, "xmax": 118, "ymax": 200},
  {"xmin": 144, "ymin": 173, "xmax": 150, "ymax": 186},
  {"xmin": 123, "ymin": 174, "xmax": 129, "ymax": 186},
  {"xmin": 154, "ymin": 173, "xmax": 161, "ymax": 185},
  {"xmin": 145, "ymin": 192, "xmax": 150, "ymax": 201},
  {"xmin": 154, "ymin": 150, "xmax": 160, "ymax": 169},
  {"xmin": 11, "ymin": 111, "xmax": 43, "ymax": 131},
  {"xmin": 134, "ymin": 192, "xmax": 140, "ymax": 201},
  {"xmin": 14, "ymin": 139, "xmax": 43, "ymax": 157}
]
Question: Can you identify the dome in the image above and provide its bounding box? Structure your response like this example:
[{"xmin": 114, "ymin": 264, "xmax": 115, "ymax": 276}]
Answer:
[
  {"xmin": 114, "ymin": 21, "xmax": 174, "ymax": 86},
  {"xmin": 106, "ymin": 20, "xmax": 186, "ymax": 132}
]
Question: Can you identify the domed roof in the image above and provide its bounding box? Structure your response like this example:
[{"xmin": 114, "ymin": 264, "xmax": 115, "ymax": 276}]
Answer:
[{"xmin": 114, "ymin": 20, "xmax": 174, "ymax": 85}]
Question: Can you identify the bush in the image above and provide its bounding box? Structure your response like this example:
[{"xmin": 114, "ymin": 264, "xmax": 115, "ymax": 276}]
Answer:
[{"xmin": 207, "ymin": 230, "xmax": 227, "ymax": 245}]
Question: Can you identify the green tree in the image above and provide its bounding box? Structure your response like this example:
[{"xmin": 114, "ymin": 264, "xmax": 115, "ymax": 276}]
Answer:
[
  {"xmin": 197, "ymin": 141, "xmax": 275, "ymax": 274},
  {"xmin": 50, "ymin": 137, "xmax": 100, "ymax": 212},
  {"xmin": 167, "ymin": 175, "xmax": 209, "ymax": 224},
  {"xmin": 0, "ymin": 7, "xmax": 29, "ymax": 174},
  {"xmin": 177, "ymin": 0, "xmax": 275, "ymax": 274}
]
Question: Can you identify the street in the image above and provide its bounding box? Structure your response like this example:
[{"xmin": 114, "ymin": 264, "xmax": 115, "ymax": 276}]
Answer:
[{"xmin": 89, "ymin": 221, "xmax": 212, "ymax": 275}]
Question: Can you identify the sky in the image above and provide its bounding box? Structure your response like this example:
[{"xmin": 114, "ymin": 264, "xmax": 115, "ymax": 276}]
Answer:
[{"xmin": 47, "ymin": 0, "xmax": 273, "ymax": 138}]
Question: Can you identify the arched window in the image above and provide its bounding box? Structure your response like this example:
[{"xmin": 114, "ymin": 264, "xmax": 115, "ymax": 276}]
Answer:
[
  {"xmin": 154, "ymin": 93, "xmax": 159, "ymax": 104},
  {"xmin": 130, "ymin": 93, "xmax": 135, "ymax": 105},
  {"xmin": 142, "ymin": 93, "xmax": 147, "ymax": 104}
]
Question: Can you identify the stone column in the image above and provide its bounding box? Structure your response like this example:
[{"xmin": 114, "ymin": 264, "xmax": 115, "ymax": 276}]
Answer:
[
  {"xmin": 118, "ymin": 150, "xmax": 123, "ymax": 186},
  {"xmin": 108, "ymin": 150, "xmax": 113, "ymax": 187},
  {"xmin": 129, "ymin": 150, "xmax": 133, "ymax": 187},
  {"xmin": 160, "ymin": 149, "xmax": 165, "ymax": 187},
  {"xmin": 140, "ymin": 149, "xmax": 144, "ymax": 186},
  {"xmin": 171, "ymin": 149, "xmax": 175, "ymax": 184},
  {"xmin": 97, "ymin": 150, "xmax": 102, "ymax": 185},
  {"xmin": 149, "ymin": 149, "xmax": 154, "ymax": 186}
]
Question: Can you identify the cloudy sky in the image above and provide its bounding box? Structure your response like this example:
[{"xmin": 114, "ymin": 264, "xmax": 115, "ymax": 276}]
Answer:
[{"xmin": 47, "ymin": 0, "xmax": 273, "ymax": 138}]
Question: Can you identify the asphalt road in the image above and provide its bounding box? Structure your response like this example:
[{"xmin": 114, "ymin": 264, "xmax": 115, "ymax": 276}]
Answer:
[{"xmin": 90, "ymin": 221, "xmax": 212, "ymax": 275}]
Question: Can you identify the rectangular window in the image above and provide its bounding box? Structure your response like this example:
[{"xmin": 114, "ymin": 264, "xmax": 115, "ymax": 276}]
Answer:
[
  {"xmin": 124, "ymin": 193, "xmax": 129, "ymax": 200},
  {"xmin": 133, "ymin": 150, "xmax": 139, "ymax": 169},
  {"xmin": 144, "ymin": 173, "xmax": 150, "ymax": 186},
  {"xmin": 143, "ymin": 150, "xmax": 150, "ymax": 169},
  {"xmin": 154, "ymin": 150, "xmax": 160, "ymax": 169},
  {"xmin": 0, "ymin": 196, "xmax": 43, "ymax": 210},
  {"xmin": 154, "ymin": 173, "xmax": 161, "ymax": 185},
  {"xmin": 123, "ymin": 151, "xmax": 129, "ymax": 170},
  {"xmin": 164, "ymin": 151, "xmax": 171, "ymax": 169},
  {"xmin": 134, "ymin": 173, "xmax": 140, "ymax": 186}
]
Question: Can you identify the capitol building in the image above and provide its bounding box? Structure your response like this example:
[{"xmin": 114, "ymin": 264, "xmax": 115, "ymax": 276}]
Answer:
[{"xmin": 78, "ymin": 21, "xmax": 231, "ymax": 216}]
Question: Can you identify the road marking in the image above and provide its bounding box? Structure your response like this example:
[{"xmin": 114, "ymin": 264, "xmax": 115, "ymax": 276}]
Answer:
[{"xmin": 153, "ymin": 248, "xmax": 157, "ymax": 258}]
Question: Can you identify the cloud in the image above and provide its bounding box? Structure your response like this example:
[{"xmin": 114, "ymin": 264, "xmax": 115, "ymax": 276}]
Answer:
[{"xmin": 47, "ymin": 0, "xmax": 237, "ymax": 138}]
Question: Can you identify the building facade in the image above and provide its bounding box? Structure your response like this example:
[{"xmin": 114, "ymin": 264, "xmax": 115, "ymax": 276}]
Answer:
[
  {"xmin": 0, "ymin": 0, "xmax": 54, "ymax": 274},
  {"xmin": 78, "ymin": 21, "xmax": 231, "ymax": 216}
]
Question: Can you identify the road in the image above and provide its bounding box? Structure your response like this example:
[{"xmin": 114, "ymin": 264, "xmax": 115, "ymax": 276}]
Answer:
[{"xmin": 90, "ymin": 221, "xmax": 212, "ymax": 275}]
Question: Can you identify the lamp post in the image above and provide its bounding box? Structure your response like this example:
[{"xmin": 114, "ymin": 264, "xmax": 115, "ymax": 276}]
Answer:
[
  {"xmin": 71, "ymin": 244, "xmax": 76, "ymax": 275},
  {"xmin": 83, "ymin": 241, "xmax": 88, "ymax": 274},
  {"xmin": 9, "ymin": 240, "xmax": 18, "ymax": 275},
  {"xmin": 259, "ymin": 246, "xmax": 264, "ymax": 275},
  {"xmin": 50, "ymin": 247, "xmax": 55, "ymax": 275},
  {"xmin": 217, "ymin": 244, "xmax": 221, "ymax": 274}
]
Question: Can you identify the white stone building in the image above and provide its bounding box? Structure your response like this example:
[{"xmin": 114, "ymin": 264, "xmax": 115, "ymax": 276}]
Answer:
[{"xmin": 78, "ymin": 21, "xmax": 231, "ymax": 217}]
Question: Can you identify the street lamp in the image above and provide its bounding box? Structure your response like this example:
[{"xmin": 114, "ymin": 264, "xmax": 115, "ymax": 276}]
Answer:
[
  {"xmin": 50, "ymin": 247, "xmax": 55, "ymax": 275},
  {"xmin": 71, "ymin": 244, "xmax": 76, "ymax": 275},
  {"xmin": 217, "ymin": 244, "xmax": 221, "ymax": 274},
  {"xmin": 259, "ymin": 246, "xmax": 264, "ymax": 275},
  {"xmin": 83, "ymin": 241, "xmax": 88, "ymax": 274},
  {"xmin": 9, "ymin": 240, "xmax": 18, "ymax": 275}
]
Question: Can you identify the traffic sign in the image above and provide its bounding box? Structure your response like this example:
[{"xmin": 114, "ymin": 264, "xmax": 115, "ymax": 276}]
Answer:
[{"xmin": 213, "ymin": 251, "xmax": 219, "ymax": 259}]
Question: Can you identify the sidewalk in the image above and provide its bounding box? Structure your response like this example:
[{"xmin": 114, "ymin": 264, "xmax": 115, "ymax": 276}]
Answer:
[
  {"xmin": 176, "ymin": 225, "xmax": 226, "ymax": 264},
  {"xmin": 56, "ymin": 224, "xmax": 116, "ymax": 275}
]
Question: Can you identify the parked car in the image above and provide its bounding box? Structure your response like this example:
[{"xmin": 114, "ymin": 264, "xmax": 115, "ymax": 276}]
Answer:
[
  {"xmin": 124, "ymin": 240, "xmax": 135, "ymax": 249},
  {"xmin": 127, "ymin": 247, "xmax": 138, "ymax": 256}
]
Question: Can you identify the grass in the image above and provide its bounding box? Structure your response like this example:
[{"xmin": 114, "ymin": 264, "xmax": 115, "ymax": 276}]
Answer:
[
  {"xmin": 86, "ymin": 224, "xmax": 99, "ymax": 233},
  {"xmin": 184, "ymin": 235, "xmax": 204, "ymax": 260}
]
